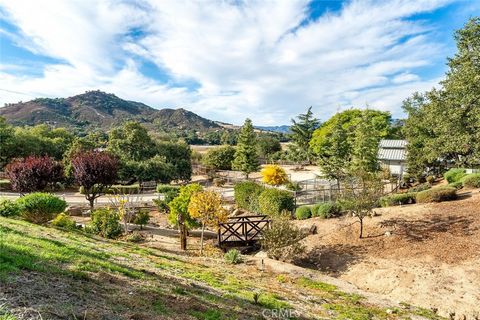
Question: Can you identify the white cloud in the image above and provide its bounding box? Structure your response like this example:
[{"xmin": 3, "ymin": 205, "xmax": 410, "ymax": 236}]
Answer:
[{"xmin": 0, "ymin": 0, "xmax": 459, "ymax": 125}]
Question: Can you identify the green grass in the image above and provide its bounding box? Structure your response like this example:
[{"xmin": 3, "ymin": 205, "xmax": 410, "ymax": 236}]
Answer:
[{"xmin": 0, "ymin": 216, "xmax": 447, "ymax": 319}]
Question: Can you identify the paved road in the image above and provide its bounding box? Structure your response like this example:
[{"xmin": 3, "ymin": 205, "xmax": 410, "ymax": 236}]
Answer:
[{"xmin": 0, "ymin": 191, "xmax": 160, "ymax": 205}]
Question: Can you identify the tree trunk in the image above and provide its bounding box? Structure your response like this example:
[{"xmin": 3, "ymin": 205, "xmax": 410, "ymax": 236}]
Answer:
[
  {"xmin": 359, "ymin": 218, "xmax": 363, "ymax": 239},
  {"xmin": 180, "ymin": 225, "xmax": 187, "ymax": 250},
  {"xmin": 88, "ymin": 197, "xmax": 95, "ymax": 211},
  {"xmin": 200, "ymin": 223, "xmax": 205, "ymax": 255}
]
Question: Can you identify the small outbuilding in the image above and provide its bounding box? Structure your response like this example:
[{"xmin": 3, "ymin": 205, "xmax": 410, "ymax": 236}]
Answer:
[{"xmin": 378, "ymin": 139, "xmax": 407, "ymax": 176}]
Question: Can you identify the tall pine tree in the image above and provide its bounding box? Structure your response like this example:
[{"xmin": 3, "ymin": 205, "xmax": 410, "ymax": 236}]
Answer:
[
  {"xmin": 232, "ymin": 119, "xmax": 260, "ymax": 178},
  {"xmin": 290, "ymin": 107, "xmax": 320, "ymax": 163}
]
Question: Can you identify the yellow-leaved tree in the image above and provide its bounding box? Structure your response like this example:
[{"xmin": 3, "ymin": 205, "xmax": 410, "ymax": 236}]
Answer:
[
  {"xmin": 261, "ymin": 165, "xmax": 289, "ymax": 186},
  {"xmin": 188, "ymin": 190, "xmax": 228, "ymax": 254}
]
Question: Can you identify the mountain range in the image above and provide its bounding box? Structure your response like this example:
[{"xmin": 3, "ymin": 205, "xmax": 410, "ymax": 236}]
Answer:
[{"xmin": 0, "ymin": 91, "xmax": 221, "ymax": 132}]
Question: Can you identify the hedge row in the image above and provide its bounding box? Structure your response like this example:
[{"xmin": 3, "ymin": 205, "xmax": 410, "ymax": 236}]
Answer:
[
  {"xmin": 1, "ymin": 193, "xmax": 67, "ymax": 224},
  {"xmin": 379, "ymin": 193, "xmax": 416, "ymax": 207},
  {"xmin": 462, "ymin": 173, "xmax": 480, "ymax": 188},
  {"xmin": 234, "ymin": 182, "xmax": 294, "ymax": 215},
  {"xmin": 295, "ymin": 202, "xmax": 341, "ymax": 220}
]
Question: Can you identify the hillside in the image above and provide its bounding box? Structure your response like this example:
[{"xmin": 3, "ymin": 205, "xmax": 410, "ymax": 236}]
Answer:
[
  {"xmin": 0, "ymin": 91, "xmax": 220, "ymax": 132},
  {"xmin": 0, "ymin": 217, "xmax": 441, "ymax": 319}
]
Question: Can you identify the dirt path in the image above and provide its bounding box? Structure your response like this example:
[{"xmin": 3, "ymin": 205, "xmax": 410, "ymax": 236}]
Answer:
[{"xmin": 295, "ymin": 189, "xmax": 480, "ymax": 318}]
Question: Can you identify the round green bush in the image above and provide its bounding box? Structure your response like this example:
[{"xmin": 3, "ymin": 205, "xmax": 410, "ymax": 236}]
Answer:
[
  {"xmin": 416, "ymin": 187, "xmax": 457, "ymax": 203},
  {"xmin": 295, "ymin": 206, "xmax": 311, "ymax": 220},
  {"xmin": 0, "ymin": 199, "xmax": 20, "ymax": 217},
  {"xmin": 426, "ymin": 175, "xmax": 435, "ymax": 185},
  {"xmin": 51, "ymin": 213, "xmax": 77, "ymax": 230},
  {"xmin": 258, "ymin": 188, "xmax": 295, "ymax": 216},
  {"xmin": 16, "ymin": 193, "xmax": 67, "ymax": 224},
  {"xmin": 312, "ymin": 202, "xmax": 340, "ymax": 219},
  {"xmin": 462, "ymin": 173, "xmax": 480, "ymax": 188},
  {"xmin": 234, "ymin": 181, "xmax": 265, "ymax": 213},
  {"xmin": 444, "ymin": 168, "xmax": 467, "ymax": 183},
  {"xmin": 379, "ymin": 193, "xmax": 416, "ymax": 207},
  {"xmin": 88, "ymin": 208, "xmax": 122, "ymax": 239}
]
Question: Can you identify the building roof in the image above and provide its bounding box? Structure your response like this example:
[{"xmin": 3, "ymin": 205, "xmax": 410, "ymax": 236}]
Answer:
[
  {"xmin": 379, "ymin": 139, "xmax": 407, "ymax": 148},
  {"xmin": 378, "ymin": 139, "xmax": 407, "ymax": 161},
  {"xmin": 378, "ymin": 148, "xmax": 406, "ymax": 161}
]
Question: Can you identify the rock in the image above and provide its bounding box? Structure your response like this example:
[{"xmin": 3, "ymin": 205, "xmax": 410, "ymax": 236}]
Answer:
[
  {"xmin": 231, "ymin": 208, "xmax": 244, "ymax": 216},
  {"xmin": 309, "ymin": 224, "xmax": 317, "ymax": 235},
  {"xmin": 65, "ymin": 205, "xmax": 89, "ymax": 216},
  {"xmin": 384, "ymin": 231, "xmax": 392, "ymax": 237}
]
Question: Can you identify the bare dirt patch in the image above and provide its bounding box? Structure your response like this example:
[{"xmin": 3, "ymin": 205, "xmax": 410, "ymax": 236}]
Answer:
[{"xmin": 295, "ymin": 189, "xmax": 480, "ymax": 318}]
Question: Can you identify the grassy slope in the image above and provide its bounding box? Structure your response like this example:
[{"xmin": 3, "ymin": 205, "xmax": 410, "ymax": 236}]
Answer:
[{"xmin": 0, "ymin": 217, "xmax": 443, "ymax": 320}]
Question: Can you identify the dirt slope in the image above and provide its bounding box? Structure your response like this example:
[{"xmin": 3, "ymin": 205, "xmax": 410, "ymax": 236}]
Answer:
[{"xmin": 296, "ymin": 189, "xmax": 480, "ymax": 319}]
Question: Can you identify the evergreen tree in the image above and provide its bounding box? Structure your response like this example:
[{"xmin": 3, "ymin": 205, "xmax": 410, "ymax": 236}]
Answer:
[
  {"xmin": 290, "ymin": 107, "xmax": 320, "ymax": 163},
  {"xmin": 232, "ymin": 119, "xmax": 260, "ymax": 178}
]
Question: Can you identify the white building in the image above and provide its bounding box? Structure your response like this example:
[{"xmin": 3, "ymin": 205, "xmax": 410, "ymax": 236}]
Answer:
[{"xmin": 378, "ymin": 139, "xmax": 407, "ymax": 176}]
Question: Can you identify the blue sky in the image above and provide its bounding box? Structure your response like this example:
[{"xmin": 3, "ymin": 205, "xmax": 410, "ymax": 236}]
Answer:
[{"xmin": 0, "ymin": 0, "xmax": 479, "ymax": 125}]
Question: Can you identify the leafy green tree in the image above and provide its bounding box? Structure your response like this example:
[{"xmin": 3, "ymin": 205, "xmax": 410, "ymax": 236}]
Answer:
[
  {"xmin": 257, "ymin": 135, "xmax": 282, "ymax": 159},
  {"xmin": 202, "ymin": 146, "xmax": 236, "ymax": 170},
  {"xmin": 0, "ymin": 117, "xmax": 16, "ymax": 168},
  {"xmin": 221, "ymin": 130, "xmax": 238, "ymax": 145},
  {"xmin": 315, "ymin": 120, "xmax": 350, "ymax": 186},
  {"xmin": 232, "ymin": 119, "xmax": 260, "ymax": 178},
  {"xmin": 108, "ymin": 121, "xmax": 156, "ymax": 162},
  {"xmin": 290, "ymin": 107, "xmax": 320, "ymax": 163},
  {"xmin": 168, "ymin": 183, "xmax": 203, "ymax": 250},
  {"xmin": 403, "ymin": 18, "xmax": 480, "ymax": 173},
  {"xmin": 311, "ymin": 109, "xmax": 394, "ymax": 178},
  {"xmin": 350, "ymin": 111, "xmax": 381, "ymax": 174},
  {"xmin": 157, "ymin": 142, "xmax": 192, "ymax": 182}
]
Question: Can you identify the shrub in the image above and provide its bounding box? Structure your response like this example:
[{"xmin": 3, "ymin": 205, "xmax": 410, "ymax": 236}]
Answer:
[
  {"xmin": 156, "ymin": 184, "xmax": 180, "ymax": 194},
  {"xmin": 51, "ymin": 213, "xmax": 77, "ymax": 230},
  {"xmin": 426, "ymin": 175, "xmax": 435, "ymax": 185},
  {"xmin": 462, "ymin": 173, "xmax": 480, "ymax": 188},
  {"xmin": 258, "ymin": 188, "xmax": 295, "ymax": 216},
  {"xmin": 133, "ymin": 210, "xmax": 150, "ymax": 229},
  {"xmin": 88, "ymin": 208, "xmax": 122, "ymax": 239},
  {"xmin": 224, "ymin": 249, "xmax": 242, "ymax": 264},
  {"xmin": 234, "ymin": 181, "xmax": 265, "ymax": 213},
  {"xmin": 5, "ymin": 156, "xmax": 64, "ymax": 194},
  {"xmin": 285, "ymin": 181, "xmax": 302, "ymax": 191},
  {"xmin": 448, "ymin": 180, "xmax": 464, "ymax": 189},
  {"xmin": 416, "ymin": 187, "xmax": 457, "ymax": 203},
  {"xmin": 0, "ymin": 199, "xmax": 20, "ymax": 217},
  {"xmin": 110, "ymin": 184, "xmax": 140, "ymax": 194},
  {"xmin": 213, "ymin": 177, "xmax": 226, "ymax": 187},
  {"xmin": 261, "ymin": 165, "xmax": 289, "ymax": 186},
  {"xmin": 379, "ymin": 193, "xmax": 416, "ymax": 207},
  {"xmin": 261, "ymin": 214, "xmax": 305, "ymax": 261},
  {"xmin": 124, "ymin": 231, "xmax": 145, "ymax": 243},
  {"xmin": 295, "ymin": 206, "xmax": 311, "ymax": 220},
  {"xmin": 444, "ymin": 168, "xmax": 467, "ymax": 183},
  {"xmin": 16, "ymin": 193, "xmax": 67, "ymax": 224},
  {"xmin": 408, "ymin": 183, "xmax": 430, "ymax": 193},
  {"xmin": 312, "ymin": 202, "xmax": 341, "ymax": 218}
]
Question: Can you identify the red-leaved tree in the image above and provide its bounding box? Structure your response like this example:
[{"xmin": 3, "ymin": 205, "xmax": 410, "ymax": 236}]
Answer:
[
  {"xmin": 71, "ymin": 151, "xmax": 118, "ymax": 209},
  {"xmin": 5, "ymin": 156, "xmax": 64, "ymax": 194}
]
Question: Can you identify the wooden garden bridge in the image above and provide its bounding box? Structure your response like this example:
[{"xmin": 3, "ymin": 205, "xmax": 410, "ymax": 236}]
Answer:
[{"xmin": 218, "ymin": 215, "xmax": 271, "ymax": 249}]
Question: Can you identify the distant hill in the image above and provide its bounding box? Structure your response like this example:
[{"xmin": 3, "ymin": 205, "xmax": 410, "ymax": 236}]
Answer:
[
  {"xmin": 0, "ymin": 90, "xmax": 220, "ymax": 132},
  {"xmin": 255, "ymin": 125, "xmax": 291, "ymax": 133}
]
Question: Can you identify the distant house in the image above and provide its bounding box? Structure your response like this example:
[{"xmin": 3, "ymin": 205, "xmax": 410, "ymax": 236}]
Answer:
[{"xmin": 378, "ymin": 139, "xmax": 407, "ymax": 176}]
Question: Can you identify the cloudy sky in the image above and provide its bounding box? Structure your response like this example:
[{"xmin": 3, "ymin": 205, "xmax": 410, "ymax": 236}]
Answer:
[{"xmin": 0, "ymin": 0, "xmax": 478, "ymax": 125}]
